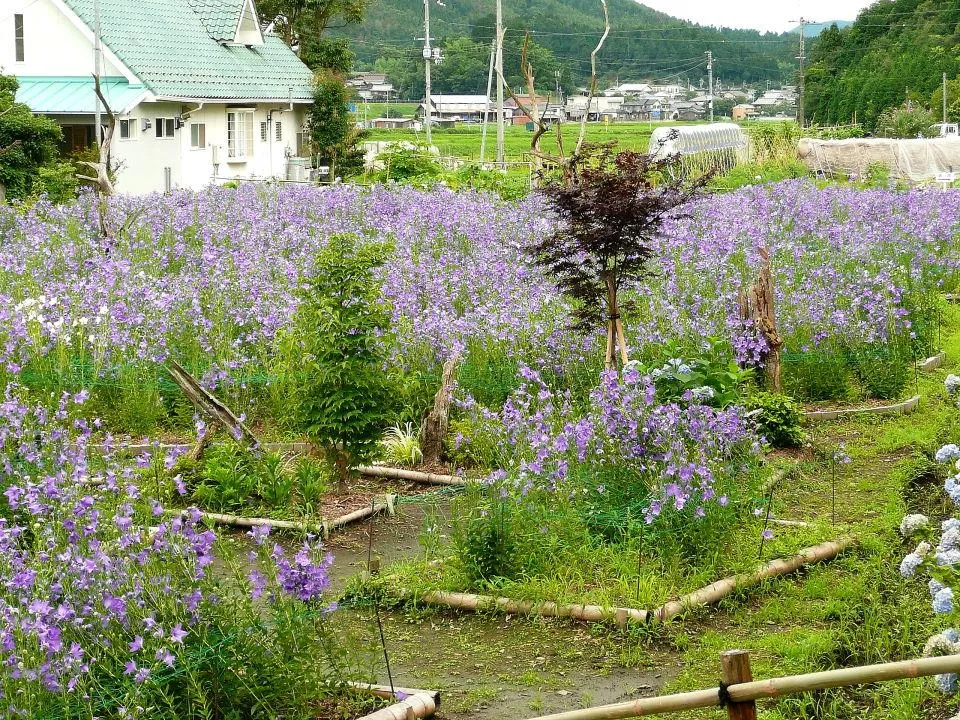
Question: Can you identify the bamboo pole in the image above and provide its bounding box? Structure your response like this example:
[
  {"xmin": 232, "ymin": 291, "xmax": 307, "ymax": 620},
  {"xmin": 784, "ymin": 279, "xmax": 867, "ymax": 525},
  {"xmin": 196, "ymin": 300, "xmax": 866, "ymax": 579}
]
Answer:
[
  {"xmin": 356, "ymin": 465, "xmax": 469, "ymax": 487},
  {"xmin": 523, "ymin": 654, "xmax": 960, "ymax": 720},
  {"xmin": 325, "ymin": 494, "xmax": 397, "ymax": 536},
  {"xmin": 406, "ymin": 538, "xmax": 854, "ymax": 627},
  {"xmin": 354, "ymin": 691, "xmax": 438, "ymax": 720},
  {"xmin": 655, "ymin": 537, "xmax": 854, "ymax": 621},
  {"xmin": 419, "ymin": 591, "xmax": 648, "ymax": 625},
  {"xmin": 166, "ymin": 509, "xmax": 325, "ymax": 535},
  {"xmin": 347, "ymin": 681, "xmax": 439, "ymax": 703},
  {"xmin": 165, "ymin": 494, "xmax": 395, "ymax": 538}
]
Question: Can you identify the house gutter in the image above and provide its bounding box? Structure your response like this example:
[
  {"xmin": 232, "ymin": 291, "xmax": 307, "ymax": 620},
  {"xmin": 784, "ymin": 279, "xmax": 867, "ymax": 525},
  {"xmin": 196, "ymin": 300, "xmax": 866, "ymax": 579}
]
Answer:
[{"xmin": 153, "ymin": 96, "xmax": 312, "ymax": 105}]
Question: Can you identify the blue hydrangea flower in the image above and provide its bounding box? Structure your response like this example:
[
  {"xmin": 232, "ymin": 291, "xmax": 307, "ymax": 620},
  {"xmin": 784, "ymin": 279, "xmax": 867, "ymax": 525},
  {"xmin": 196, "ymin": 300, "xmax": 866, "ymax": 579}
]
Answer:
[
  {"xmin": 935, "ymin": 672, "xmax": 959, "ymax": 693},
  {"xmin": 900, "ymin": 552, "xmax": 923, "ymax": 578},
  {"xmin": 934, "ymin": 587, "xmax": 955, "ymax": 615},
  {"xmin": 937, "ymin": 445, "xmax": 960, "ymax": 464}
]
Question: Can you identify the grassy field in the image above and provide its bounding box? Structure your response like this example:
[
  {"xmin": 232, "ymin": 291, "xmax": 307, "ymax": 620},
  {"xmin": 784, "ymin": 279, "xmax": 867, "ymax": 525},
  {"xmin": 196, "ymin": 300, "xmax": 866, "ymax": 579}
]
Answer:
[{"xmin": 363, "ymin": 121, "xmax": 703, "ymax": 163}]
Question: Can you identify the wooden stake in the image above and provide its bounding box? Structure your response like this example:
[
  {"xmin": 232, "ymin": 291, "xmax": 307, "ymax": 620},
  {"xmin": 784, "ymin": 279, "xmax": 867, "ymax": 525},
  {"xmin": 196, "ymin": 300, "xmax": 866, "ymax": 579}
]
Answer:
[{"xmin": 721, "ymin": 650, "xmax": 757, "ymax": 720}]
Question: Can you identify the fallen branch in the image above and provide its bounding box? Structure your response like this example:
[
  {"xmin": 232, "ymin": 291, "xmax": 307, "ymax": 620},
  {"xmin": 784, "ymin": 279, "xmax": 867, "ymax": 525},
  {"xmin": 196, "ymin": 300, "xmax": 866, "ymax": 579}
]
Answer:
[{"xmin": 356, "ymin": 465, "xmax": 469, "ymax": 487}]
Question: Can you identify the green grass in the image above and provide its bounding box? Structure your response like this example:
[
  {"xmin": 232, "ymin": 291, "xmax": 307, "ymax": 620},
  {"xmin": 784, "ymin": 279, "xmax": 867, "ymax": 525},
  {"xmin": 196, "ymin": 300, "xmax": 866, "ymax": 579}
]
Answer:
[{"xmin": 363, "ymin": 121, "xmax": 702, "ymax": 163}]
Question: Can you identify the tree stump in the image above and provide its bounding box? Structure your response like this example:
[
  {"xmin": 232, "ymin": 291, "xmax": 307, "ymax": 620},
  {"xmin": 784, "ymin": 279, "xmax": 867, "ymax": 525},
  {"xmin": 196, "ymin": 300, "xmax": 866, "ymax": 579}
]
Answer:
[
  {"xmin": 739, "ymin": 246, "xmax": 783, "ymax": 393},
  {"xmin": 420, "ymin": 354, "xmax": 459, "ymax": 466}
]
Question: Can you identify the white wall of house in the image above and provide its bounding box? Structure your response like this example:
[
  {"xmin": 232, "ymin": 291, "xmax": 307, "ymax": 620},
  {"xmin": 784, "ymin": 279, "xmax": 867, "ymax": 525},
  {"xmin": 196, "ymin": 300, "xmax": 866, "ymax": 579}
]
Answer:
[
  {"xmin": 0, "ymin": 0, "xmax": 128, "ymax": 78},
  {"xmin": 110, "ymin": 102, "xmax": 308, "ymax": 194}
]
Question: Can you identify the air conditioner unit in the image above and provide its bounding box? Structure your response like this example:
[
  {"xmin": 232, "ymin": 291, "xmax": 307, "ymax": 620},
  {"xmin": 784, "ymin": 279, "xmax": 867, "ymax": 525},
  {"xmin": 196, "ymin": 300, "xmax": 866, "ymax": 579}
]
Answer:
[{"xmin": 141, "ymin": 118, "xmax": 152, "ymax": 131}]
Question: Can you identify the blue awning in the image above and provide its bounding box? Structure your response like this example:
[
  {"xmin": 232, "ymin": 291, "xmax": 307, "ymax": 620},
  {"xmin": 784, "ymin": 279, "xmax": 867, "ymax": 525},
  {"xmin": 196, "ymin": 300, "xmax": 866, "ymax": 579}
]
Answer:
[{"xmin": 15, "ymin": 76, "xmax": 149, "ymax": 115}]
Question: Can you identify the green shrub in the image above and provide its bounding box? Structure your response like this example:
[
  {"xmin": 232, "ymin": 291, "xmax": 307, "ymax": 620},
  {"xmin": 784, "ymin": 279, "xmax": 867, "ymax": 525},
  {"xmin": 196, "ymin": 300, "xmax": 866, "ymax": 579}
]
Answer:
[
  {"xmin": 645, "ymin": 345, "xmax": 754, "ymax": 407},
  {"xmin": 192, "ymin": 444, "xmax": 258, "ymax": 511},
  {"xmin": 34, "ymin": 161, "xmax": 79, "ymax": 203},
  {"xmin": 452, "ymin": 490, "xmax": 522, "ymax": 586},
  {"xmin": 743, "ymin": 392, "xmax": 805, "ymax": 448},
  {"xmin": 291, "ymin": 234, "xmax": 396, "ymax": 488},
  {"xmin": 294, "ymin": 456, "xmax": 329, "ymax": 509},
  {"xmin": 258, "ymin": 451, "xmax": 295, "ymax": 508},
  {"xmin": 852, "ymin": 345, "xmax": 912, "ymax": 400},
  {"xmin": 783, "ymin": 350, "xmax": 852, "ymax": 401}
]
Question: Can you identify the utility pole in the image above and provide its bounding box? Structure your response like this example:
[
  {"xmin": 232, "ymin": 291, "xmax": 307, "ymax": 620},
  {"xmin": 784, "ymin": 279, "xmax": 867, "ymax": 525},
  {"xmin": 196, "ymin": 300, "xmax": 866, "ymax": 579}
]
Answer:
[
  {"xmin": 93, "ymin": 0, "xmax": 103, "ymax": 144},
  {"xmin": 796, "ymin": 17, "xmax": 806, "ymax": 127},
  {"xmin": 944, "ymin": 72, "xmax": 949, "ymax": 126},
  {"xmin": 422, "ymin": 0, "xmax": 433, "ymax": 145},
  {"xmin": 495, "ymin": 0, "xmax": 505, "ymax": 168},
  {"xmin": 706, "ymin": 50, "xmax": 714, "ymax": 123},
  {"xmin": 480, "ymin": 38, "xmax": 495, "ymax": 163}
]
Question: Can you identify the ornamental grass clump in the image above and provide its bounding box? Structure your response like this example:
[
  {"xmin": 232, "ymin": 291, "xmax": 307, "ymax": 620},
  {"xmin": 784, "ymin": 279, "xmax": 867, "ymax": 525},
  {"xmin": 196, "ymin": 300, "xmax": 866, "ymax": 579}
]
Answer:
[{"xmin": 0, "ymin": 386, "xmax": 355, "ymax": 718}]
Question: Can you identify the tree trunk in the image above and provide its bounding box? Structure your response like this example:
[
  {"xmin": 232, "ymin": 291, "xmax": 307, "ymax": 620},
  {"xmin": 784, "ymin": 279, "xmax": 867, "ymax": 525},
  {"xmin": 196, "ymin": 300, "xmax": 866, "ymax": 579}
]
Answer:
[
  {"xmin": 603, "ymin": 270, "xmax": 627, "ymax": 370},
  {"xmin": 420, "ymin": 354, "xmax": 459, "ymax": 466}
]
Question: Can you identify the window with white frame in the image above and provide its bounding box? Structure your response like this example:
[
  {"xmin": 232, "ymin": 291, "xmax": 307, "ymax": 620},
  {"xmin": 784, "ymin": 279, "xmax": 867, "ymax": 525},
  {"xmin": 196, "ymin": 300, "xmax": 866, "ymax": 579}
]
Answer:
[
  {"xmin": 14, "ymin": 14, "xmax": 24, "ymax": 62},
  {"xmin": 275, "ymin": 120, "xmax": 282, "ymax": 141},
  {"xmin": 155, "ymin": 118, "xmax": 175, "ymax": 138},
  {"xmin": 118, "ymin": 119, "xmax": 133, "ymax": 140},
  {"xmin": 190, "ymin": 123, "xmax": 206, "ymax": 149},
  {"xmin": 227, "ymin": 110, "xmax": 255, "ymax": 159}
]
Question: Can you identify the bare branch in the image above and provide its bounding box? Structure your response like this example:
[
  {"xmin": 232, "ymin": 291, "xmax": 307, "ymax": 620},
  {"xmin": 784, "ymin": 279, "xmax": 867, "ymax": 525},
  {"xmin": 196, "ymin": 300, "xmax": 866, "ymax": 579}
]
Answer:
[{"xmin": 567, "ymin": 0, "xmax": 610, "ymax": 181}]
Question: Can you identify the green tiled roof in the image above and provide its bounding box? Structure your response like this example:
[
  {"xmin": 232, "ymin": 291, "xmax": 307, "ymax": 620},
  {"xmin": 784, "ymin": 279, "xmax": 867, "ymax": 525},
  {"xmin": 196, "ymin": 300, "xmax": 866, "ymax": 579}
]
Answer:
[
  {"xmin": 61, "ymin": 0, "xmax": 314, "ymax": 101},
  {"xmin": 16, "ymin": 76, "xmax": 148, "ymax": 114},
  {"xmin": 186, "ymin": 0, "xmax": 242, "ymax": 43}
]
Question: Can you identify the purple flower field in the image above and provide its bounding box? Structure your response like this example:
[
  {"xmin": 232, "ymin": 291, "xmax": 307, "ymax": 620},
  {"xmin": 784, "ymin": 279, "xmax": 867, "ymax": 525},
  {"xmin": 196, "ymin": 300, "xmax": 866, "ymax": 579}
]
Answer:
[{"xmin": 0, "ymin": 181, "xmax": 956, "ymax": 408}]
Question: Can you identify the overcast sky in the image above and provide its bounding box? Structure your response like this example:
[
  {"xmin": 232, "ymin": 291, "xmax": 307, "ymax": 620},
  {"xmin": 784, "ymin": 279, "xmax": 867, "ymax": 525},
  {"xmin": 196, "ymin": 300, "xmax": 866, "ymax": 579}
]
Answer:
[{"xmin": 637, "ymin": 0, "xmax": 875, "ymax": 33}]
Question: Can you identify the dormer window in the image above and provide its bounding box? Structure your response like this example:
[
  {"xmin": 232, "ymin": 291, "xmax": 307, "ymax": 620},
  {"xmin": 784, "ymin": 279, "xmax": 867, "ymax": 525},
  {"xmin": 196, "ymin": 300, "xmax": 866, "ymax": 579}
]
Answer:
[{"xmin": 233, "ymin": 0, "xmax": 263, "ymax": 46}]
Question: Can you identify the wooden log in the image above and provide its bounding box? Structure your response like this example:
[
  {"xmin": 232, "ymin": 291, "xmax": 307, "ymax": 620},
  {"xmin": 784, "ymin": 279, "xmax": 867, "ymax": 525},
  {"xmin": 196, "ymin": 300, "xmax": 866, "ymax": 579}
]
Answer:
[
  {"xmin": 420, "ymin": 354, "xmax": 459, "ymax": 466},
  {"xmin": 655, "ymin": 537, "xmax": 855, "ymax": 622},
  {"xmin": 721, "ymin": 650, "xmax": 757, "ymax": 720},
  {"xmin": 356, "ymin": 465, "xmax": 469, "ymax": 487},
  {"xmin": 522, "ymin": 654, "xmax": 960, "ymax": 720},
  {"xmin": 166, "ymin": 360, "xmax": 260, "ymax": 450}
]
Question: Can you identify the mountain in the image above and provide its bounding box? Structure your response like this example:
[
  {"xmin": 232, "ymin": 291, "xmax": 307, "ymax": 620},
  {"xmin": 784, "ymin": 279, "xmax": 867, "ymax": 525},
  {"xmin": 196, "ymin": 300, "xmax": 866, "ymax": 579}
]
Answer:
[
  {"xmin": 804, "ymin": 0, "xmax": 960, "ymax": 129},
  {"xmin": 334, "ymin": 0, "xmax": 797, "ymax": 98},
  {"xmin": 790, "ymin": 20, "xmax": 853, "ymax": 37}
]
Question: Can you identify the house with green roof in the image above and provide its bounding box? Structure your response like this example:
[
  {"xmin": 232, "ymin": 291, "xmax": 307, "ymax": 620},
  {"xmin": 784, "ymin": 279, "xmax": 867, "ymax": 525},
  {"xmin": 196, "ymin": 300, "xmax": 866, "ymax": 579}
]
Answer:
[{"xmin": 2, "ymin": 0, "xmax": 316, "ymax": 194}]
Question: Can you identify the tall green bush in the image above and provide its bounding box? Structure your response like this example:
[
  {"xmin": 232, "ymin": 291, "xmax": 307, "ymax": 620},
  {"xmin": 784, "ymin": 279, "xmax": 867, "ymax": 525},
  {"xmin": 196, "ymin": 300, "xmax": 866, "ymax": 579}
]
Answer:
[{"xmin": 293, "ymin": 234, "xmax": 395, "ymax": 488}]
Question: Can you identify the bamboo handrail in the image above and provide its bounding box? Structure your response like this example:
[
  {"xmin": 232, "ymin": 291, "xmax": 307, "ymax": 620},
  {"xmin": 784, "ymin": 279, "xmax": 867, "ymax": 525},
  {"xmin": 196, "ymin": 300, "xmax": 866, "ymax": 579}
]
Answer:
[
  {"xmin": 524, "ymin": 654, "xmax": 960, "ymax": 720},
  {"xmin": 356, "ymin": 465, "xmax": 470, "ymax": 486}
]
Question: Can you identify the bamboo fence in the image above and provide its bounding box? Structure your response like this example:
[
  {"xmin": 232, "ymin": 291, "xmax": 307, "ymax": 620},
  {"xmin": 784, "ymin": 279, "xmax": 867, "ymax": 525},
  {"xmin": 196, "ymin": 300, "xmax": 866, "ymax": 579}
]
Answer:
[{"xmin": 523, "ymin": 653, "xmax": 960, "ymax": 720}]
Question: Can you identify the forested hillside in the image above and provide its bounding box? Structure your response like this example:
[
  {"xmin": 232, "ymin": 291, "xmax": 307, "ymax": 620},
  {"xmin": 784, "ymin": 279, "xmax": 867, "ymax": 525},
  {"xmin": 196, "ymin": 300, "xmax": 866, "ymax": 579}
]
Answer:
[
  {"xmin": 333, "ymin": 0, "xmax": 796, "ymax": 98},
  {"xmin": 805, "ymin": 0, "xmax": 960, "ymax": 129}
]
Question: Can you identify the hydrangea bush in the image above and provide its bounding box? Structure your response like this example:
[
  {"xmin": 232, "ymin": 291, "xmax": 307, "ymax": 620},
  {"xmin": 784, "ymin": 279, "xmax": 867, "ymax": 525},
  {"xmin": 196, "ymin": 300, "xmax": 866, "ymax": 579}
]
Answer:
[
  {"xmin": 0, "ymin": 386, "xmax": 350, "ymax": 718},
  {"xmin": 898, "ymin": 375, "xmax": 960, "ymax": 698}
]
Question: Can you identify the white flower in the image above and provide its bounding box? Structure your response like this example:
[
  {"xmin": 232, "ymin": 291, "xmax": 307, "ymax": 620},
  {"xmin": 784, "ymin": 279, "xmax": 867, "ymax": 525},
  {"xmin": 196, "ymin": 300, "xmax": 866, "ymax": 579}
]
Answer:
[
  {"xmin": 900, "ymin": 513, "xmax": 930, "ymax": 537},
  {"xmin": 946, "ymin": 374, "xmax": 960, "ymax": 395},
  {"xmin": 942, "ymin": 527, "xmax": 960, "ymax": 552},
  {"xmin": 937, "ymin": 548, "xmax": 960, "ymax": 567}
]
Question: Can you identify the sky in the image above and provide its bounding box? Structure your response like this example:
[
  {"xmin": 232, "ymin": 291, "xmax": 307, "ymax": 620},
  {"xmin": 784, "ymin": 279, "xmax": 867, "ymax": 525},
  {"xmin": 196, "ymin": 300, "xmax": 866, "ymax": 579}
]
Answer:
[{"xmin": 637, "ymin": 0, "xmax": 875, "ymax": 34}]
